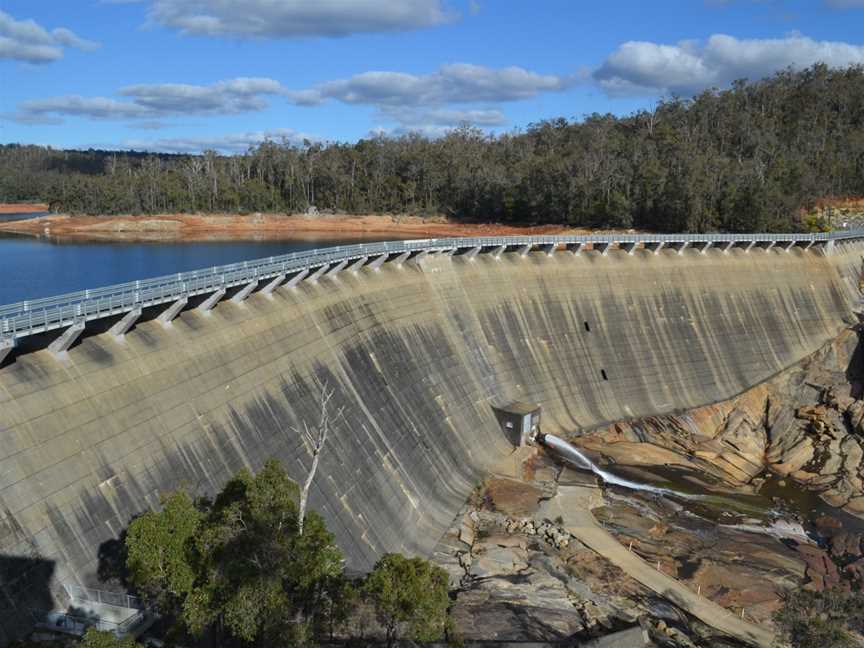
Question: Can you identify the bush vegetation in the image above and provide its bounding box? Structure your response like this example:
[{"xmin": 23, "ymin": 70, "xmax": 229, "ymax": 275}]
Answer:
[
  {"xmin": 774, "ymin": 588, "xmax": 864, "ymax": 647},
  {"xmin": 4, "ymin": 64, "xmax": 864, "ymax": 232},
  {"xmin": 123, "ymin": 459, "xmax": 450, "ymax": 647}
]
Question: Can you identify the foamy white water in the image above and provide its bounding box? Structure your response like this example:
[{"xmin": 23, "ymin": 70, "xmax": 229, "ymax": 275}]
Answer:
[
  {"xmin": 540, "ymin": 433, "xmax": 692, "ymax": 498},
  {"xmin": 719, "ymin": 519, "xmax": 813, "ymax": 543}
]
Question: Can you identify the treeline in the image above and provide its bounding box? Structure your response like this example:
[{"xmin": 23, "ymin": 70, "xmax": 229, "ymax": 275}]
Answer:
[
  {"xmin": 3, "ymin": 63, "xmax": 864, "ymax": 232},
  {"xmin": 55, "ymin": 459, "xmax": 452, "ymax": 648}
]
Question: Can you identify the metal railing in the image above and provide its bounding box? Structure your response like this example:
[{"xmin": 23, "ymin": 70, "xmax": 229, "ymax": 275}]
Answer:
[
  {"xmin": 1, "ymin": 230, "xmax": 863, "ymax": 343},
  {"xmin": 65, "ymin": 584, "xmax": 145, "ymax": 610},
  {"xmin": 31, "ymin": 585, "xmax": 148, "ymax": 637},
  {"xmin": 34, "ymin": 609, "xmax": 146, "ymax": 637}
]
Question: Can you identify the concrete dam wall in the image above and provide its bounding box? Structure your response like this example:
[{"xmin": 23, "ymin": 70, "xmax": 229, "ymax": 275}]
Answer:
[{"xmin": 0, "ymin": 243, "xmax": 861, "ymax": 642}]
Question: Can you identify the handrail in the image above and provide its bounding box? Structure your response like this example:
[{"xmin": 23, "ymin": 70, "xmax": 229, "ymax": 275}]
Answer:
[
  {"xmin": 65, "ymin": 584, "xmax": 145, "ymax": 610},
  {"xmin": 1, "ymin": 230, "xmax": 862, "ymax": 343}
]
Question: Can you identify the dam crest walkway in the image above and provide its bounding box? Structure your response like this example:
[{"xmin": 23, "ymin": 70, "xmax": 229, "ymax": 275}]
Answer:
[{"xmin": 2, "ymin": 229, "xmax": 863, "ymax": 364}]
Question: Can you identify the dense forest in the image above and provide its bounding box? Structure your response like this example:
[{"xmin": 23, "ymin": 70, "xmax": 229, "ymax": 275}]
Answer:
[{"xmin": 3, "ymin": 64, "xmax": 864, "ymax": 232}]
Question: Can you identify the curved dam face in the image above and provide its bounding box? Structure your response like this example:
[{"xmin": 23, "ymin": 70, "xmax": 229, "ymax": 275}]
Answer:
[{"xmin": 0, "ymin": 244, "xmax": 861, "ymax": 642}]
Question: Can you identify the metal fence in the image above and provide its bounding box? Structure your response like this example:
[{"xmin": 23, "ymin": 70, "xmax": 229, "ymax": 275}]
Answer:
[
  {"xmin": 34, "ymin": 609, "xmax": 146, "ymax": 637},
  {"xmin": 1, "ymin": 231, "xmax": 862, "ymax": 343},
  {"xmin": 31, "ymin": 585, "xmax": 148, "ymax": 638},
  {"xmin": 65, "ymin": 584, "xmax": 145, "ymax": 610}
]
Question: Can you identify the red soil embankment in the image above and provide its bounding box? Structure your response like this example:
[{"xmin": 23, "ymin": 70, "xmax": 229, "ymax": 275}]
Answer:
[
  {"xmin": 0, "ymin": 212, "xmax": 593, "ymax": 242},
  {"xmin": 0, "ymin": 203, "xmax": 48, "ymax": 214}
]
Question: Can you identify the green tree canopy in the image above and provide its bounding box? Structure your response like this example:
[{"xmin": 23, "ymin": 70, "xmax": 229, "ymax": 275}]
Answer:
[
  {"xmin": 363, "ymin": 553, "xmax": 450, "ymax": 648},
  {"xmin": 124, "ymin": 459, "xmax": 344, "ymax": 646},
  {"xmin": 78, "ymin": 627, "xmax": 142, "ymax": 648},
  {"xmin": 126, "ymin": 490, "xmax": 201, "ymax": 608}
]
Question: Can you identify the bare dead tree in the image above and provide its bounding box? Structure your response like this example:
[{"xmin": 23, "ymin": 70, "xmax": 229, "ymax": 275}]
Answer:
[{"xmin": 293, "ymin": 383, "xmax": 344, "ymax": 535}]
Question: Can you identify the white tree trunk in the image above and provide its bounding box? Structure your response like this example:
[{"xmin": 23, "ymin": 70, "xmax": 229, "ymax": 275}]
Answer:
[{"xmin": 298, "ymin": 448, "xmax": 321, "ymax": 536}]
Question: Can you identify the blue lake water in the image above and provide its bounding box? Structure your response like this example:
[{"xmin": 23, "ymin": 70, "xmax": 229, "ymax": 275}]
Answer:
[{"xmin": 0, "ymin": 233, "xmax": 396, "ymax": 306}]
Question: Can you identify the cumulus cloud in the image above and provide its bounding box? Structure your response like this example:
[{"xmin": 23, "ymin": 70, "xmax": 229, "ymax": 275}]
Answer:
[
  {"xmin": 380, "ymin": 106, "xmax": 506, "ymax": 128},
  {"xmin": 0, "ymin": 9, "xmax": 99, "ymax": 63},
  {"xmin": 6, "ymin": 77, "xmax": 287, "ymax": 125},
  {"xmin": 122, "ymin": 128, "xmax": 316, "ymax": 154},
  {"xmin": 284, "ymin": 63, "xmax": 571, "ymax": 133},
  {"xmin": 594, "ymin": 33, "xmax": 864, "ymax": 96},
  {"xmin": 142, "ymin": 0, "xmax": 453, "ymax": 38},
  {"xmin": 288, "ymin": 64, "xmax": 573, "ymax": 107}
]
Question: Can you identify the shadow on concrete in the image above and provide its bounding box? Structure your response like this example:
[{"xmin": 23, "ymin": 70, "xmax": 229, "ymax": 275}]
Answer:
[
  {"xmin": 846, "ymin": 320, "xmax": 864, "ymax": 399},
  {"xmin": 0, "ymin": 553, "xmax": 56, "ymax": 645},
  {"xmin": 97, "ymin": 530, "xmax": 130, "ymax": 591}
]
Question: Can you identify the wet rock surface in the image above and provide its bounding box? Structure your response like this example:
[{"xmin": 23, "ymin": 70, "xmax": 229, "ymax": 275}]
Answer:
[{"xmin": 592, "ymin": 488, "xmax": 805, "ymax": 627}]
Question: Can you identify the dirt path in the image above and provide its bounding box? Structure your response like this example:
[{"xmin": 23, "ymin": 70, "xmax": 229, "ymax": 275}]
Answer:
[{"xmin": 546, "ymin": 486, "xmax": 775, "ymax": 647}]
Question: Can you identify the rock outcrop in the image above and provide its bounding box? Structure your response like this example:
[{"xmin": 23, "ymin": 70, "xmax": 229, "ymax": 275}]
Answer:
[{"xmin": 573, "ymin": 328, "xmax": 864, "ymax": 520}]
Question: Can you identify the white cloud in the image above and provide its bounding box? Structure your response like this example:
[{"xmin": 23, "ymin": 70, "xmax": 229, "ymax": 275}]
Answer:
[
  {"xmin": 594, "ymin": 33, "xmax": 864, "ymax": 96},
  {"xmin": 289, "ymin": 64, "xmax": 573, "ymax": 107},
  {"xmin": 143, "ymin": 0, "xmax": 453, "ymax": 38},
  {"xmin": 122, "ymin": 128, "xmax": 317, "ymax": 154},
  {"xmin": 380, "ymin": 106, "xmax": 506, "ymax": 128},
  {"xmin": 120, "ymin": 77, "xmax": 285, "ymax": 113},
  {"xmin": 7, "ymin": 77, "xmax": 287, "ymax": 124},
  {"xmin": 285, "ymin": 63, "xmax": 571, "ymax": 134},
  {"xmin": 0, "ymin": 9, "xmax": 98, "ymax": 63}
]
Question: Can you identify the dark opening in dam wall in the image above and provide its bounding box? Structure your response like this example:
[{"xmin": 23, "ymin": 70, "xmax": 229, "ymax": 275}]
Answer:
[{"xmin": 0, "ymin": 243, "xmax": 862, "ymax": 641}]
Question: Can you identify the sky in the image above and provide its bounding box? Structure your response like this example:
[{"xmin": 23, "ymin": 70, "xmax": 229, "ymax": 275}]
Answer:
[{"xmin": 2, "ymin": 0, "xmax": 864, "ymax": 154}]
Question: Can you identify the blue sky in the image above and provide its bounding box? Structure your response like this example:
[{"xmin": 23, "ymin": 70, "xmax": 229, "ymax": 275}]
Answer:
[{"xmin": 2, "ymin": 0, "xmax": 864, "ymax": 153}]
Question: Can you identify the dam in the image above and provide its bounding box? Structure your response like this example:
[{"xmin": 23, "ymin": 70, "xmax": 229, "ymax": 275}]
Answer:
[{"xmin": 1, "ymin": 231, "xmax": 863, "ymax": 643}]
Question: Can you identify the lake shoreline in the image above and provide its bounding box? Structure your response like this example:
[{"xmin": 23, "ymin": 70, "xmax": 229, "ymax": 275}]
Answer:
[
  {"xmin": 0, "ymin": 212, "xmax": 591, "ymax": 243},
  {"xmin": 0, "ymin": 203, "xmax": 49, "ymax": 214}
]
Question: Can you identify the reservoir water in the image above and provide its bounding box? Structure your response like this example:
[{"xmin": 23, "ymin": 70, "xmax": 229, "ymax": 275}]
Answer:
[{"xmin": 0, "ymin": 232, "xmax": 396, "ymax": 306}]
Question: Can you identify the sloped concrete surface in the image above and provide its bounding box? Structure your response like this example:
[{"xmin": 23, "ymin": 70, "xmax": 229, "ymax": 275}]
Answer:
[{"xmin": 0, "ymin": 244, "xmax": 861, "ymax": 643}]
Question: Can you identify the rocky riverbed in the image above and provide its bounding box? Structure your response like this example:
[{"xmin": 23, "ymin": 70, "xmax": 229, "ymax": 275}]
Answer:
[
  {"xmin": 572, "ymin": 325, "xmax": 864, "ymax": 593},
  {"xmin": 434, "ymin": 326, "xmax": 864, "ymax": 646},
  {"xmin": 434, "ymin": 453, "xmax": 769, "ymax": 646}
]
